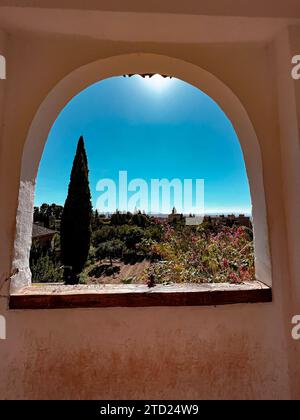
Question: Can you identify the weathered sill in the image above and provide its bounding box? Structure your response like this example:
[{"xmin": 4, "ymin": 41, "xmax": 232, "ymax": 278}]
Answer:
[{"xmin": 9, "ymin": 281, "xmax": 272, "ymax": 309}]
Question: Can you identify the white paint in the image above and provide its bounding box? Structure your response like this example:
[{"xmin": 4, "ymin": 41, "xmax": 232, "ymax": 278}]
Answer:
[
  {"xmin": 292, "ymin": 315, "xmax": 300, "ymax": 340},
  {"xmin": 0, "ymin": 315, "xmax": 6, "ymax": 340},
  {"xmin": 291, "ymin": 55, "xmax": 300, "ymax": 80},
  {"xmin": 0, "ymin": 54, "xmax": 5, "ymax": 79}
]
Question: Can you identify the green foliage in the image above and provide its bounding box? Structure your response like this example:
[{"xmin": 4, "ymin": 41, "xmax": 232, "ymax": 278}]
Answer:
[
  {"xmin": 31, "ymin": 199, "xmax": 254, "ymax": 287},
  {"xmin": 92, "ymin": 224, "xmax": 144, "ymax": 251},
  {"xmin": 131, "ymin": 212, "xmax": 150, "ymax": 228},
  {"xmin": 110, "ymin": 211, "xmax": 132, "ymax": 226},
  {"xmin": 31, "ymin": 254, "xmax": 63, "ymax": 283},
  {"xmin": 34, "ymin": 203, "xmax": 63, "ymax": 229},
  {"xmin": 30, "ymin": 239, "xmax": 63, "ymax": 283},
  {"xmin": 118, "ymin": 225, "xmax": 144, "ymax": 248},
  {"xmin": 96, "ymin": 239, "xmax": 125, "ymax": 264},
  {"xmin": 91, "ymin": 209, "xmax": 108, "ymax": 230},
  {"xmin": 144, "ymin": 224, "xmax": 163, "ymax": 242},
  {"xmin": 92, "ymin": 225, "xmax": 116, "ymax": 246},
  {"xmin": 60, "ymin": 137, "xmax": 92, "ymax": 284}
]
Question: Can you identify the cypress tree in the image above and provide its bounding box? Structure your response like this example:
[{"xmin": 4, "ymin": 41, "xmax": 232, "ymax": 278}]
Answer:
[{"xmin": 60, "ymin": 136, "xmax": 92, "ymax": 284}]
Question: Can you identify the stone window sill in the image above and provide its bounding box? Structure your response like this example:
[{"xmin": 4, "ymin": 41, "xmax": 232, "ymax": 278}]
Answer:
[{"xmin": 9, "ymin": 281, "xmax": 272, "ymax": 309}]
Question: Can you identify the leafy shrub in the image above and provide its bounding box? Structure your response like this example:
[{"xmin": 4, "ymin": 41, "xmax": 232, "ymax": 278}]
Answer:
[
  {"xmin": 145, "ymin": 225, "xmax": 254, "ymax": 285},
  {"xmin": 92, "ymin": 225, "xmax": 116, "ymax": 246},
  {"xmin": 96, "ymin": 239, "xmax": 125, "ymax": 263},
  {"xmin": 31, "ymin": 255, "xmax": 63, "ymax": 283}
]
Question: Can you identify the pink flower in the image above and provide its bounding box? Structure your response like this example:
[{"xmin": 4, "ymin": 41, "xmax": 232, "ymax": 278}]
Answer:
[{"xmin": 229, "ymin": 273, "xmax": 242, "ymax": 284}]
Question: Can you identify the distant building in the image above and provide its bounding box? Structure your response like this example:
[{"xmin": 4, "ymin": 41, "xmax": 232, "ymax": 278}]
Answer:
[
  {"xmin": 32, "ymin": 223, "xmax": 57, "ymax": 248},
  {"xmin": 236, "ymin": 214, "xmax": 252, "ymax": 228},
  {"xmin": 168, "ymin": 207, "xmax": 184, "ymax": 224},
  {"xmin": 203, "ymin": 214, "xmax": 252, "ymax": 228}
]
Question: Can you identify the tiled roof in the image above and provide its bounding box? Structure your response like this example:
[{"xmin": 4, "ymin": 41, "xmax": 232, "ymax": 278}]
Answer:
[{"xmin": 32, "ymin": 223, "xmax": 57, "ymax": 238}]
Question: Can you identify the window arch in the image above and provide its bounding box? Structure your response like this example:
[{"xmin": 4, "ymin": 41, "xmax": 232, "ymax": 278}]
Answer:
[{"xmin": 11, "ymin": 53, "xmax": 272, "ymax": 294}]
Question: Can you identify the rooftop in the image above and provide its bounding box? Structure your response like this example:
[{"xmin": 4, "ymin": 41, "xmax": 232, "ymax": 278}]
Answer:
[{"xmin": 32, "ymin": 223, "xmax": 57, "ymax": 239}]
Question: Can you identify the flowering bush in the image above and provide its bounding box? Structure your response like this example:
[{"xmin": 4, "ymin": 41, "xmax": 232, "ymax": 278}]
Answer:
[{"xmin": 144, "ymin": 224, "xmax": 254, "ymax": 285}]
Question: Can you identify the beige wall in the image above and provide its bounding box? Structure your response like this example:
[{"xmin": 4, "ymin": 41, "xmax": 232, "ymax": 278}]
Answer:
[
  {"xmin": 0, "ymin": 8, "xmax": 299, "ymax": 399},
  {"xmin": 275, "ymin": 25, "xmax": 300, "ymax": 395}
]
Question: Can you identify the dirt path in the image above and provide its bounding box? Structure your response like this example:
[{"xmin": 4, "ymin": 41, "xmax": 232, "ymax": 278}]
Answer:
[{"xmin": 85, "ymin": 260, "xmax": 151, "ymax": 284}]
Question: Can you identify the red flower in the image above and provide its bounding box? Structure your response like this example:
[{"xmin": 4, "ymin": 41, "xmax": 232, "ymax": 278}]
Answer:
[{"xmin": 223, "ymin": 258, "xmax": 229, "ymax": 268}]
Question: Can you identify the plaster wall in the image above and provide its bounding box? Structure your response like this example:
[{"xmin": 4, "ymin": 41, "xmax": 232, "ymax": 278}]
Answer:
[{"xmin": 275, "ymin": 26, "xmax": 300, "ymax": 398}]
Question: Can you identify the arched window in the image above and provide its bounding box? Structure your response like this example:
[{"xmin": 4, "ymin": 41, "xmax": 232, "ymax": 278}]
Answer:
[{"xmin": 10, "ymin": 54, "xmax": 272, "ymax": 308}]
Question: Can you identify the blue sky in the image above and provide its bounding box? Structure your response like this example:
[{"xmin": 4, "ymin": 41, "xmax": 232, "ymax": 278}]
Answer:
[{"xmin": 35, "ymin": 75, "xmax": 251, "ymax": 215}]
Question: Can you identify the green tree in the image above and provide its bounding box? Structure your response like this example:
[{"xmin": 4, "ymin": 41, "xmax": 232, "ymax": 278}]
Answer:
[
  {"xmin": 31, "ymin": 254, "xmax": 63, "ymax": 283},
  {"xmin": 96, "ymin": 239, "xmax": 125, "ymax": 265},
  {"xmin": 93, "ymin": 209, "xmax": 99, "ymax": 230},
  {"xmin": 60, "ymin": 136, "xmax": 92, "ymax": 284},
  {"xmin": 92, "ymin": 225, "xmax": 115, "ymax": 246},
  {"xmin": 132, "ymin": 211, "xmax": 150, "ymax": 228}
]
